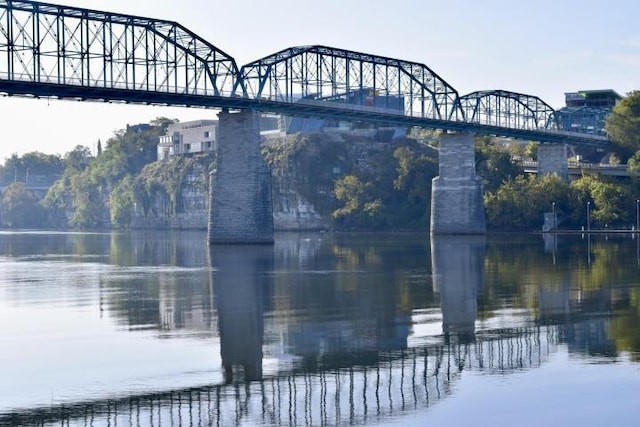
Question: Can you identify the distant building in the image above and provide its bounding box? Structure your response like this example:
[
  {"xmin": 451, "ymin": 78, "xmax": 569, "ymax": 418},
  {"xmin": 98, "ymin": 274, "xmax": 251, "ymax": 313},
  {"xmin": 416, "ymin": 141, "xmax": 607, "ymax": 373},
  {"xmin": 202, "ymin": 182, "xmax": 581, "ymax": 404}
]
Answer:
[
  {"xmin": 564, "ymin": 89, "xmax": 622, "ymax": 109},
  {"xmin": 555, "ymin": 89, "xmax": 622, "ymax": 136},
  {"xmin": 157, "ymin": 119, "xmax": 217, "ymax": 161},
  {"xmin": 126, "ymin": 123, "xmax": 153, "ymax": 133}
]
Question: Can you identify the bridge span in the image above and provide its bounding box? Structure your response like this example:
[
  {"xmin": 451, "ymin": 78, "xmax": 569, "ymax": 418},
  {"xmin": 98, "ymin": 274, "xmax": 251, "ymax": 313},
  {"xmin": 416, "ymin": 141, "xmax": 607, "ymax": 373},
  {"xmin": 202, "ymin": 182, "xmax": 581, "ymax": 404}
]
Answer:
[{"xmin": 0, "ymin": 0, "xmax": 611, "ymax": 240}]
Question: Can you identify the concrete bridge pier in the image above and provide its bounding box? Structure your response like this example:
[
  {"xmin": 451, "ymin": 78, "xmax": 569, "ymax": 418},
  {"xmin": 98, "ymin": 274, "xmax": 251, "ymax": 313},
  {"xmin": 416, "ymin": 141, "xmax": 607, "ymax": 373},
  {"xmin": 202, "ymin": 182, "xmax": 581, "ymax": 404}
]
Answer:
[
  {"xmin": 538, "ymin": 143, "xmax": 568, "ymax": 178},
  {"xmin": 208, "ymin": 109, "xmax": 274, "ymax": 244},
  {"xmin": 430, "ymin": 132, "xmax": 486, "ymax": 234}
]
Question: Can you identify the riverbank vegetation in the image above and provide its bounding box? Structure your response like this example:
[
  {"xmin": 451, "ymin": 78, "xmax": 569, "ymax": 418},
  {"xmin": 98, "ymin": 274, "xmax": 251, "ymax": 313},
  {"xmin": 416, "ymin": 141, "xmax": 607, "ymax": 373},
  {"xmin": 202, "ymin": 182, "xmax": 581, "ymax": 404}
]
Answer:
[{"xmin": 0, "ymin": 90, "xmax": 639, "ymax": 231}]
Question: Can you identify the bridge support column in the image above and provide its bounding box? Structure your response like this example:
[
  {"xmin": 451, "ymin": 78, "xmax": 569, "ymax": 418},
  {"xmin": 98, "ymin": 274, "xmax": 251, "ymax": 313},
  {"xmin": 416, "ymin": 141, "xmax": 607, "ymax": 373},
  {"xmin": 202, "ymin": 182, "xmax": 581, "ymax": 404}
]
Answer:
[
  {"xmin": 430, "ymin": 132, "xmax": 486, "ymax": 234},
  {"xmin": 208, "ymin": 109, "xmax": 274, "ymax": 244},
  {"xmin": 538, "ymin": 143, "xmax": 568, "ymax": 179}
]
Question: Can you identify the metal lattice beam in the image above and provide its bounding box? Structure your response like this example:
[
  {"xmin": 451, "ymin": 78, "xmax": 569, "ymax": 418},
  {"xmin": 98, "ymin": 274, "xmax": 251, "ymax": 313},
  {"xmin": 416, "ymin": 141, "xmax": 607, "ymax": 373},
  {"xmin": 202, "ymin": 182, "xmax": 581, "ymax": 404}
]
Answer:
[
  {"xmin": 0, "ymin": 1, "xmax": 609, "ymax": 147},
  {"xmin": 0, "ymin": 0, "xmax": 240, "ymax": 98},
  {"xmin": 460, "ymin": 90, "xmax": 557, "ymax": 131},
  {"xmin": 238, "ymin": 45, "xmax": 464, "ymax": 121}
]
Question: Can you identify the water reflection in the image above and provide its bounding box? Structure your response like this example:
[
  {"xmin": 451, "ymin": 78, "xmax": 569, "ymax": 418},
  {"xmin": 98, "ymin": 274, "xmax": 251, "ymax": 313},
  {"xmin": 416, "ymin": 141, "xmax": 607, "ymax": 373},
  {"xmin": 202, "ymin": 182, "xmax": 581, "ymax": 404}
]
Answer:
[
  {"xmin": 210, "ymin": 245, "xmax": 273, "ymax": 383},
  {"xmin": 1, "ymin": 330, "xmax": 556, "ymax": 427},
  {"xmin": 431, "ymin": 235, "xmax": 485, "ymax": 342},
  {"xmin": 1, "ymin": 232, "xmax": 639, "ymax": 426}
]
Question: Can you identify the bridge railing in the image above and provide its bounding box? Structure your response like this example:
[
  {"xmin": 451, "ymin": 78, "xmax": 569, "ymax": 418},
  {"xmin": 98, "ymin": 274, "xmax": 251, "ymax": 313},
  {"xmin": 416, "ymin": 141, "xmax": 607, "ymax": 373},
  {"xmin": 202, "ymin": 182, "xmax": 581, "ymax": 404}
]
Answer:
[{"xmin": 0, "ymin": 1, "xmax": 612, "ymax": 148}]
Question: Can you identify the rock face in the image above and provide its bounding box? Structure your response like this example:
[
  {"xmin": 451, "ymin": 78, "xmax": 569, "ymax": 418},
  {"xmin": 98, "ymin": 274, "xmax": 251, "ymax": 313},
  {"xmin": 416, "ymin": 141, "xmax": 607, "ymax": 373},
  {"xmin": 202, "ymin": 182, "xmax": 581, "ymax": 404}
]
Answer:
[
  {"xmin": 272, "ymin": 182, "xmax": 330, "ymax": 231},
  {"xmin": 130, "ymin": 161, "xmax": 210, "ymax": 230},
  {"xmin": 129, "ymin": 161, "xmax": 331, "ymax": 231},
  {"xmin": 129, "ymin": 130, "xmax": 427, "ymax": 231}
]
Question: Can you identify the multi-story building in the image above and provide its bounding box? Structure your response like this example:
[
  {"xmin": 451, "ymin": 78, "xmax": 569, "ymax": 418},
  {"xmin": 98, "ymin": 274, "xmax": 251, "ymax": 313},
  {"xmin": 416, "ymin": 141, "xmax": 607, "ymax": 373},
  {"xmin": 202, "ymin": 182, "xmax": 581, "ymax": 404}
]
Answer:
[
  {"xmin": 555, "ymin": 89, "xmax": 622, "ymax": 136},
  {"xmin": 564, "ymin": 89, "xmax": 622, "ymax": 109},
  {"xmin": 157, "ymin": 119, "xmax": 218, "ymax": 161}
]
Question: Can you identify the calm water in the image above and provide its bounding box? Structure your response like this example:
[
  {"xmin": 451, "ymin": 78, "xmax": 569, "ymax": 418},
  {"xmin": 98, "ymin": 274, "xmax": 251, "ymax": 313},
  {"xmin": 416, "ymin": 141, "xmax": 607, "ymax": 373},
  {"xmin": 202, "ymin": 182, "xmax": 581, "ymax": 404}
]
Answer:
[{"xmin": 0, "ymin": 231, "xmax": 638, "ymax": 426}]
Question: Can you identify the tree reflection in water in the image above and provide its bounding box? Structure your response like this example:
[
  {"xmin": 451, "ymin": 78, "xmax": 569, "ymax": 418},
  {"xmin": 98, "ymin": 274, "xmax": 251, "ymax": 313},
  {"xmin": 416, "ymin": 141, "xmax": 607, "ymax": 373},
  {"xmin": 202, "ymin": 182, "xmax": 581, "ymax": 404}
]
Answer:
[{"xmin": 0, "ymin": 232, "xmax": 639, "ymax": 426}]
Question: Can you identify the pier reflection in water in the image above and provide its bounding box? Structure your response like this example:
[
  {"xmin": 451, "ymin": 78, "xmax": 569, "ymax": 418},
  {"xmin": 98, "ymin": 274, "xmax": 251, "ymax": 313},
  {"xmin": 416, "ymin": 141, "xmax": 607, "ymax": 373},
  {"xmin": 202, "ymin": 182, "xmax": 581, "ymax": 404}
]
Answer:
[
  {"xmin": 0, "ymin": 232, "xmax": 639, "ymax": 426},
  {"xmin": 211, "ymin": 245, "xmax": 272, "ymax": 383},
  {"xmin": 431, "ymin": 235, "xmax": 485, "ymax": 342}
]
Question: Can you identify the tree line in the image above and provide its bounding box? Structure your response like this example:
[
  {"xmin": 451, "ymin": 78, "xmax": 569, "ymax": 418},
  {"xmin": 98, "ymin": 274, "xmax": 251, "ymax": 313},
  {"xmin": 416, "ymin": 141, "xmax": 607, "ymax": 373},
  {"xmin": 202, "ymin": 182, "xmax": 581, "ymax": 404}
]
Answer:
[{"xmin": 1, "ymin": 90, "xmax": 639, "ymax": 231}]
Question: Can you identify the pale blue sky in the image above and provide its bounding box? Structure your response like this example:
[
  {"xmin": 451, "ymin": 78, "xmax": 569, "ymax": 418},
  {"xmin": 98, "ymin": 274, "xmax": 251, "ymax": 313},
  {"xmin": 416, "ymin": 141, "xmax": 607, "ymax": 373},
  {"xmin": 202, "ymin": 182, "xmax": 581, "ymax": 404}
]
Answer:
[{"xmin": 0, "ymin": 0, "xmax": 637, "ymax": 161}]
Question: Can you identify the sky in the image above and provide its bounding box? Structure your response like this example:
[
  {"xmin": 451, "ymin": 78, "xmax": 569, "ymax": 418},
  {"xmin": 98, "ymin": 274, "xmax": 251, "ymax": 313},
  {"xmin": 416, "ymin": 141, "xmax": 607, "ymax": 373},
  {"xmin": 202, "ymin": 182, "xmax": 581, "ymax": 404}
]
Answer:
[{"xmin": 0, "ymin": 0, "xmax": 638, "ymax": 162}]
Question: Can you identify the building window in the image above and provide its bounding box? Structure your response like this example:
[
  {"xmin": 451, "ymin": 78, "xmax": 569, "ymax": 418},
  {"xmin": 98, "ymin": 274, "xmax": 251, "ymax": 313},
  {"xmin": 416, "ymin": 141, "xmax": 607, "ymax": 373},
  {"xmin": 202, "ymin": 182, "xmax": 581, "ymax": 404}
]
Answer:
[
  {"xmin": 185, "ymin": 143, "xmax": 191, "ymax": 152},
  {"xmin": 204, "ymin": 131, "xmax": 210, "ymax": 138}
]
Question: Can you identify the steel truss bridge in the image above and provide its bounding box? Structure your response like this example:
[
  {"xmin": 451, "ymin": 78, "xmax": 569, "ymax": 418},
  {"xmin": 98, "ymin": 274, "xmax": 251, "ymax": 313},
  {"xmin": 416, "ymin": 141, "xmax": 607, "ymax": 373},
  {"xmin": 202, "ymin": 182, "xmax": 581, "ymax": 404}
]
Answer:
[
  {"xmin": 0, "ymin": 326, "xmax": 556, "ymax": 427},
  {"xmin": 0, "ymin": 0, "xmax": 608, "ymax": 148}
]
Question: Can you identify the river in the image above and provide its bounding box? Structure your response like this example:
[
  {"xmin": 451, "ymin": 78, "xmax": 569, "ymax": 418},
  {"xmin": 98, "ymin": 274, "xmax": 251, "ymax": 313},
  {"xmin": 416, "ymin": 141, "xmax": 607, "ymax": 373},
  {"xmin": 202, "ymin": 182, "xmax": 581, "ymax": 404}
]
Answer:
[{"xmin": 0, "ymin": 230, "xmax": 638, "ymax": 426}]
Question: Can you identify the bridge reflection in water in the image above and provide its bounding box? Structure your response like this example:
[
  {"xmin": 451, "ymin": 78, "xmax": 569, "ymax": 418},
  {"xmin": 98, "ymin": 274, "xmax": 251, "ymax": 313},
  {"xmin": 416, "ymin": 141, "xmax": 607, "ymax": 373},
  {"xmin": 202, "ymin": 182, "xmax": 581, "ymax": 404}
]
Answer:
[
  {"xmin": 3, "ymin": 330, "xmax": 553, "ymax": 427},
  {"xmin": 2, "ymin": 236, "xmax": 561, "ymax": 427}
]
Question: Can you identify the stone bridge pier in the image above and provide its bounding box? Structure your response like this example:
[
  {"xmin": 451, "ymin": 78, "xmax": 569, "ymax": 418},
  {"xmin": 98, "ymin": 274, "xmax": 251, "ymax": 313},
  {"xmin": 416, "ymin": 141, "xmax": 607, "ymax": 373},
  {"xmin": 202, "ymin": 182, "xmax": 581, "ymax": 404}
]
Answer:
[
  {"xmin": 538, "ymin": 143, "xmax": 568, "ymax": 179},
  {"xmin": 208, "ymin": 109, "xmax": 274, "ymax": 244},
  {"xmin": 430, "ymin": 132, "xmax": 486, "ymax": 234}
]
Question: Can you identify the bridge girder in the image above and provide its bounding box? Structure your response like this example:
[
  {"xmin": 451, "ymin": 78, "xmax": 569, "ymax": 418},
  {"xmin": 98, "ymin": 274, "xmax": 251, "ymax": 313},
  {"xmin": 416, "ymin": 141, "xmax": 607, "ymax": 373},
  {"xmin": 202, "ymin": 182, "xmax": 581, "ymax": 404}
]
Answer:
[
  {"xmin": 0, "ymin": 1, "xmax": 610, "ymax": 148},
  {"xmin": 0, "ymin": 0, "xmax": 240, "ymax": 98},
  {"xmin": 238, "ymin": 45, "xmax": 465, "ymax": 121},
  {"xmin": 460, "ymin": 90, "xmax": 557, "ymax": 132}
]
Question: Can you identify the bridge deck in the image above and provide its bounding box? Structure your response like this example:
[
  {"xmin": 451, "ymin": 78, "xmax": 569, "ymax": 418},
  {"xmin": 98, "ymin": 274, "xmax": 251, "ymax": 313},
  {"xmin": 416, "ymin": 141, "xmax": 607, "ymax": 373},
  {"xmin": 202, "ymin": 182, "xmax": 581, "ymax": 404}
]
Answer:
[{"xmin": 0, "ymin": 0, "xmax": 610, "ymax": 148}]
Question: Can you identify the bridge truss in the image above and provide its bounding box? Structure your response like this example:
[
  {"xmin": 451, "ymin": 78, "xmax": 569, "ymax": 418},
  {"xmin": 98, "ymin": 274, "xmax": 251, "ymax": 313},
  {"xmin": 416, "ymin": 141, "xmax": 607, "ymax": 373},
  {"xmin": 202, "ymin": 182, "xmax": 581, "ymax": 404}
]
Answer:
[
  {"xmin": 0, "ymin": 0, "xmax": 240, "ymax": 102},
  {"xmin": 460, "ymin": 90, "xmax": 557, "ymax": 130},
  {"xmin": 238, "ymin": 45, "xmax": 463, "ymax": 121},
  {"xmin": 0, "ymin": 0, "xmax": 609, "ymax": 148}
]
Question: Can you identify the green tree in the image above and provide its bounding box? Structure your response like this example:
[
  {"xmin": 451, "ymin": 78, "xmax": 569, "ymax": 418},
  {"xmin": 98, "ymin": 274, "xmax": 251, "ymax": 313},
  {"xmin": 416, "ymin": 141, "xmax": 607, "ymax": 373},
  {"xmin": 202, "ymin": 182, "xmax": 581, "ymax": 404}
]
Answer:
[
  {"xmin": 110, "ymin": 176, "xmax": 136, "ymax": 228},
  {"xmin": 68, "ymin": 172, "xmax": 104, "ymax": 229},
  {"xmin": 572, "ymin": 174, "xmax": 636, "ymax": 228},
  {"xmin": 333, "ymin": 174, "xmax": 386, "ymax": 228},
  {"xmin": 484, "ymin": 174, "xmax": 572, "ymax": 230},
  {"xmin": 392, "ymin": 145, "xmax": 438, "ymax": 227},
  {"xmin": 64, "ymin": 145, "xmax": 93, "ymax": 172},
  {"xmin": 524, "ymin": 142, "xmax": 538, "ymax": 160},
  {"xmin": 475, "ymin": 136, "xmax": 524, "ymax": 193},
  {"xmin": 43, "ymin": 118, "xmax": 177, "ymax": 229},
  {"xmin": 628, "ymin": 150, "xmax": 640, "ymax": 176},
  {"xmin": 605, "ymin": 90, "xmax": 640, "ymax": 161},
  {"xmin": 0, "ymin": 182, "xmax": 47, "ymax": 228},
  {"xmin": 0, "ymin": 152, "xmax": 64, "ymax": 185}
]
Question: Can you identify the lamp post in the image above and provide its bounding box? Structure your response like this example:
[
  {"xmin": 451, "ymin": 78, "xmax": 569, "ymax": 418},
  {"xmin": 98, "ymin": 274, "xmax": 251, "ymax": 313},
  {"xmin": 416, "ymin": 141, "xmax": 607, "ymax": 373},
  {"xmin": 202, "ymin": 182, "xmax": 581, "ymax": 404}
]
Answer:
[
  {"xmin": 587, "ymin": 201, "xmax": 591, "ymax": 232},
  {"xmin": 552, "ymin": 202, "xmax": 556, "ymax": 232},
  {"xmin": 636, "ymin": 199, "xmax": 639, "ymax": 233}
]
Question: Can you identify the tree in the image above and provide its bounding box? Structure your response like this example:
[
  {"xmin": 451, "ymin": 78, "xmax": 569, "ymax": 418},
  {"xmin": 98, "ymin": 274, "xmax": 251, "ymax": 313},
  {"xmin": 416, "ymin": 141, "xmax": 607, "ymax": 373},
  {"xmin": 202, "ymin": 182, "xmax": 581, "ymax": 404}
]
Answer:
[
  {"xmin": 64, "ymin": 145, "xmax": 93, "ymax": 172},
  {"xmin": 0, "ymin": 182, "xmax": 47, "ymax": 228},
  {"xmin": 628, "ymin": 150, "xmax": 640, "ymax": 176},
  {"xmin": 42, "ymin": 118, "xmax": 176, "ymax": 229},
  {"xmin": 110, "ymin": 176, "xmax": 136, "ymax": 228},
  {"xmin": 0, "ymin": 152, "xmax": 64, "ymax": 185},
  {"xmin": 475, "ymin": 136, "xmax": 525, "ymax": 193},
  {"xmin": 484, "ymin": 174, "xmax": 572, "ymax": 230},
  {"xmin": 392, "ymin": 145, "xmax": 438, "ymax": 227},
  {"xmin": 605, "ymin": 90, "xmax": 640, "ymax": 161}
]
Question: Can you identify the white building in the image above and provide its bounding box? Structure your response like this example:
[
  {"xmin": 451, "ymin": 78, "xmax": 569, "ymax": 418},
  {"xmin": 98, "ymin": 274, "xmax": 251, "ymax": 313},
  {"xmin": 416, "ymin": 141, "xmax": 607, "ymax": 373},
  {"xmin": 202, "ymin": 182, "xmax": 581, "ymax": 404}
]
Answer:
[{"xmin": 157, "ymin": 119, "xmax": 218, "ymax": 161}]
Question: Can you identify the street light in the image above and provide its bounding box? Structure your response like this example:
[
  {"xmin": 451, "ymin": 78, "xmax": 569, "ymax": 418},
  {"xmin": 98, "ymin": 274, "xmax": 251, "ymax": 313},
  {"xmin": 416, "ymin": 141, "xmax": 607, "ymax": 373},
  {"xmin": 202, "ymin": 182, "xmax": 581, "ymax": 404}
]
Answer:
[
  {"xmin": 552, "ymin": 202, "xmax": 556, "ymax": 232},
  {"xmin": 636, "ymin": 199, "xmax": 639, "ymax": 233},
  {"xmin": 587, "ymin": 201, "xmax": 591, "ymax": 232}
]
